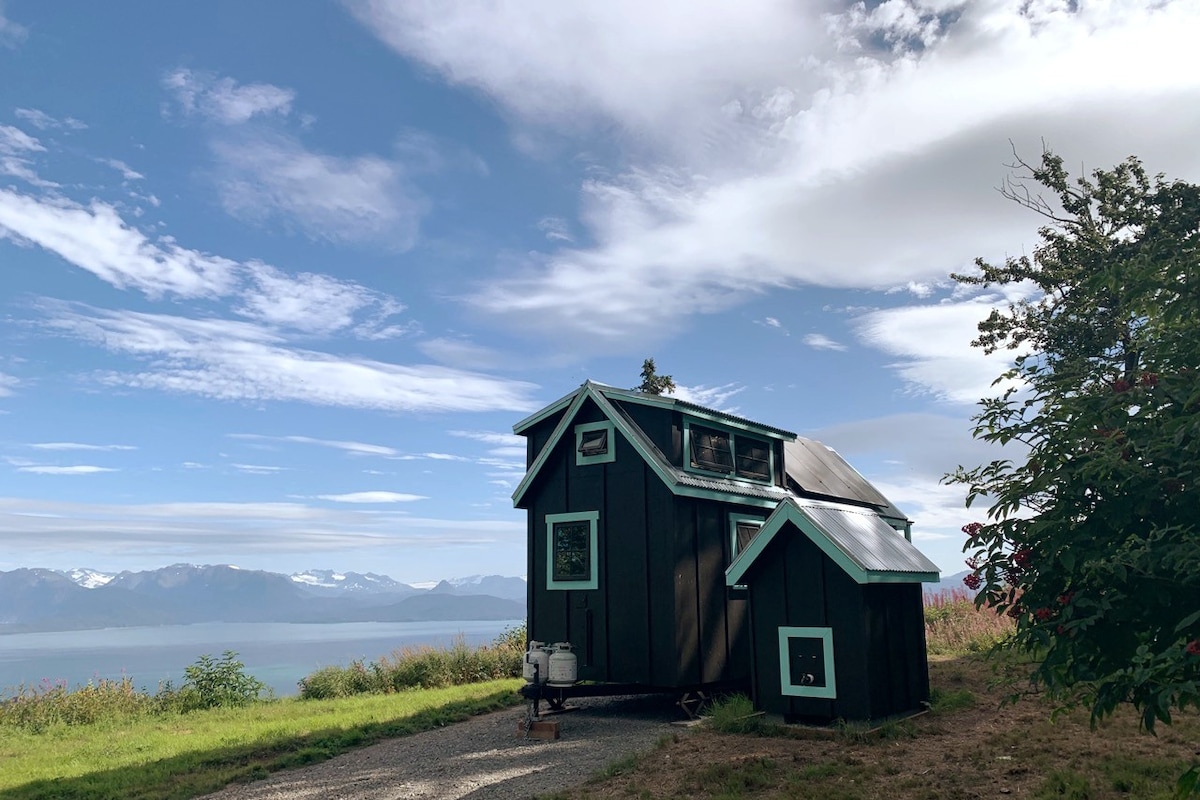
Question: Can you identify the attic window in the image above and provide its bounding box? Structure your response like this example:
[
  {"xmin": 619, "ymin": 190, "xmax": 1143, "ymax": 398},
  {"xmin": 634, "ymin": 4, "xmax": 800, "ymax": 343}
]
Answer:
[
  {"xmin": 578, "ymin": 429, "xmax": 607, "ymax": 457},
  {"xmin": 735, "ymin": 436, "xmax": 771, "ymax": 481},
  {"xmin": 686, "ymin": 420, "xmax": 774, "ymax": 483},
  {"xmin": 734, "ymin": 520, "xmax": 761, "ymax": 556},
  {"xmin": 690, "ymin": 426, "xmax": 733, "ymax": 473},
  {"xmin": 545, "ymin": 511, "xmax": 599, "ymax": 590},
  {"xmin": 575, "ymin": 421, "xmax": 616, "ymax": 466}
]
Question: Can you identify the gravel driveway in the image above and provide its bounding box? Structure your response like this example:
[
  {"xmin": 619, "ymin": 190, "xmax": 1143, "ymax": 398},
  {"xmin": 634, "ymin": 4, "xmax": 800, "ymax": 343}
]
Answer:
[{"xmin": 198, "ymin": 694, "xmax": 688, "ymax": 800}]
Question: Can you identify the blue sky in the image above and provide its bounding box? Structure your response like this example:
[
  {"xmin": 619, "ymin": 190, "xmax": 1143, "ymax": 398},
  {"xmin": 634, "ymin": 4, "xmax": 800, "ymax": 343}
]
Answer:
[{"xmin": 2, "ymin": 1, "xmax": 1198, "ymax": 583}]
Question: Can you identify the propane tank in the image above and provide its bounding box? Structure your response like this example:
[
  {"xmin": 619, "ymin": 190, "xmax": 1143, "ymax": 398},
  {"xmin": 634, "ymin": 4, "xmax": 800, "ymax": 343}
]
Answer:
[
  {"xmin": 547, "ymin": 642, "xmax": 578, "ymax": 686},
  {"xmin": 522, "ymin": 641, "xmax": 551, "ymax": 684}
]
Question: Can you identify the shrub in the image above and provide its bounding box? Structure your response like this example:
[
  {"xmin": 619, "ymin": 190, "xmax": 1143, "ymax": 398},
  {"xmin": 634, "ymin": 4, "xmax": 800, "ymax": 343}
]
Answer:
[
  {"xmin": 0, "ymin": 677, "xmax": 155, "ymax": 732},
  {"xmin": 159, "ymin": 651, "xmax": 267, "ymax": 712},
  {"xmin": 706, "ymin": 693, "xmax": 766, "ymax": 735},
  {"xmin": 297, "ymin": 633, "xmax": 525, "ymax": 700}
]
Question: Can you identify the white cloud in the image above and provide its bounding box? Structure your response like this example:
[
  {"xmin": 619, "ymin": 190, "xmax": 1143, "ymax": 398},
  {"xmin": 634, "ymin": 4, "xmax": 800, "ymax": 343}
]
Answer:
[
  {"xmin": 232, "ymin": 463, "xmax": 288, "ymax": 475},
  {"xmin": 97, "ymin": 158, "xmax": 144, "ymax": 181},
  {"xmin": 0, "ymin": 496, "xmax": 523, "ymax": 561},
  {"xmin": 44, "ymin": 304, "xmax": 541, "ymax": 414},
  {"xmin": 164, "ymin": 68, "xmax": 295, "ymax": 125},
  {"xmin": 211, "ymin": 132, "xmax": 425, "ymax": 249},
  {"xmin": 1, "ymin": 186, "xmax": 411, "ymax": 339},
  {"xmin": 0, "ymin": 190, "xmax": 239, "ymax": 298},
  {"xmin": 229, "ymin": 434, "xmax": 399, "ymax": 457},
  {"xmin": 17, "ymin": 465, "xmax": 117, "ymax": 475},
  {"xmin": 0, "ymin": 371, "xmax": 17, "ymax": 396},
  {"xmin": 316, "ymin": 491, "xmax": 428, "ymax": 503},
  {"xmin": 0, "ymin": 124, "xmax": 44, "ymax": 154},
  {"xmin": 363, "ymin": 2, "xmax": 1200, "ymax": 346},
  {"xmin": 0, "ymin": 1, "xmax": 27, "ymax": 48},
  {"xmin": 802, "ymin": 333, "xmax": 846, "ymax": 352},
  {"xmin": 537, "ymin": 216, "xmax": 573, "ymax": 242},
  {"xmin": 854, "ymin": 295, "xmax": 1024, "ymax": 404},
  {"xmin": 672, "ymin": 382, "xmax": 744, "ymax": 412},
  {"xmin": 14, "ymin": 108, "xmax": 88, "ymax": 131},
  {"xmin": 29, "ymin": 442, "xmax": 136, "ymax": 451},
  {"xmin": 238, "ymin": 262, "xmax": 408, "ymax": 337}
]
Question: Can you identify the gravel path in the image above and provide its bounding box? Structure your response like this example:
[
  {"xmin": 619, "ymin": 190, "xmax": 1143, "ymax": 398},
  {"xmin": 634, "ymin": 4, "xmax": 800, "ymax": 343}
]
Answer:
[{"xmin": 198, "ymin": 694, "xmax": 689, "ymax": 800}]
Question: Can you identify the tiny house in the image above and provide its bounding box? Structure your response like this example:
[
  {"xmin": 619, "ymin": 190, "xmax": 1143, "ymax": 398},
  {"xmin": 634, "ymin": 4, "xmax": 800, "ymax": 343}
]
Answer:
[{"xmin": 512, "ymin": 381, "xmax": 939, "ymax": 722}]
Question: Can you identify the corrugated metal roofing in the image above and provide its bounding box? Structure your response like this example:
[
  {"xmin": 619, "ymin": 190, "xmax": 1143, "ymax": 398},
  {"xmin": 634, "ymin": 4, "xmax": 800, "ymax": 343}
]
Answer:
[
  {"xmin": 797, "ymin": 500, "xmax": 939, "ymax": 576},
  {"xmin": 597, "ymin": 383, "xmax": 798, "ymax": 439},
  {"xmin": 784, "ymin": 439, "xmax": 907, "ymax": 520}
]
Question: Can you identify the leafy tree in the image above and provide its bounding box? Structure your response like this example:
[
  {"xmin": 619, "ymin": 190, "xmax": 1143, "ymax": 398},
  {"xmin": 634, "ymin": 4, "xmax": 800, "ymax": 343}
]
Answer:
[
  {"xmin": 945, "ymin": 150, "xmax": 1200, "ymax": 739},
  {"xmin": 635, "ymin": 358, "xmax": 676, "ymax": 395}
]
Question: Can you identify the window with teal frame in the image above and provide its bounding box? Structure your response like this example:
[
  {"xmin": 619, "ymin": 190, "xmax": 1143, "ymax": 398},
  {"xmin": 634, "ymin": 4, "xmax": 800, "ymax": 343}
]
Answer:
[
  {"xmin": 574, "ymin": 420, "xmax": 616, "ymax": 466},
  {"xmin": 684, "ymin": 419, "xmax": 774, "ymax": 484},
  {"xmin": 778, "ymin": 626, "xmax": 836, "ymax": 699},
  {"xmin": 545, "ymin": 511, "xmax": 599, "ymax": 590},
  {"xmin": 728, "ymin": 512, "xmax": 764, "ymax": 590}
]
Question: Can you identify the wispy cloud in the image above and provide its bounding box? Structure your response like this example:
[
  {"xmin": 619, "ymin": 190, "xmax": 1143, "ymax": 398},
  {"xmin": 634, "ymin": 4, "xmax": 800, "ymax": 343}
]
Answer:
[
  {"xmin": 232, "ymin": 463, "xmax": 288, "ymax": 475},
  {"xmin": 316, "ymin": 491, "xmax": 427, "ymax": 503},
  {"xmin": 97, "ymin": 158, "xmax": 144, "ymax": 181},
  {"xmin": 163, "ymin": 68, "xmax": 295, "ymax": 125},
  {"xmin": 238, "ymin": 262, "xmax": 409, "ymax": 338},
  {"xmin": 356, "ymin": 2, "xmax": 1200, "ymax": 346},
  {"xmin": 0, "ymin": 1, "xmax": 27, "ymax": 48},
  {"xmin": 29, "ymin": 442, "xmax": 137, "ymax": 451},
  {"xmin": 17, "ymin": 465, "xmax": 118, "ymax": 475},
  {"xmin": 162, "ymin": 68, "xmax": 429, "ymax": 249},
  {"xmin": 802, "ymin": 333, "xmax": 846, "ymax": 352},
  {"xmin": 228, "ymin": 434, "xmax": 399, "ymax": 457},
  {"xmin": 14, "ymin": 108, "xmax": 88, "ymax": 131},
  {"xmin": 672, "ymin": 382, "xmax": 744, "ymax": 413},
  {"xmin": 537, "ymin": 216, "xmax": 572, "ymax": 242},
  {"xmin": 44, "ymin": 303, "xmax": 541, "ymax": 414},
  {"xmin": 0, "ymin": 371, "xmax": 17, "ymax": 397}
]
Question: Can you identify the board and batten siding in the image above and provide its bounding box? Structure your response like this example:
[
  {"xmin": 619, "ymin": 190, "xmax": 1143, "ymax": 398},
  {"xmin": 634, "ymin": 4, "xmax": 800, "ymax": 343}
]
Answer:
[{"xmin": 744, "ymin": 527, "xmax": 930, "ymax": 721}]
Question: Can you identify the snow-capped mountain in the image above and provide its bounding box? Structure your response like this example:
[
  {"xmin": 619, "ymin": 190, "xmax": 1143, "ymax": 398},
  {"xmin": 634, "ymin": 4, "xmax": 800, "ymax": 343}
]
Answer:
[
  {"xmin": 62, "ymin": 568, "xmax": 115, "ymax": 588},
  {"xmin": 289, "ymin": 569, "xmax": 415, "ymax": 596}
]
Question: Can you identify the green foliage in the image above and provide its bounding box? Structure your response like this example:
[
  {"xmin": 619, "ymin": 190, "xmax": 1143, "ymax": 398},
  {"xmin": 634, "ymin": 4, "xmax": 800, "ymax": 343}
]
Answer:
[
  {"xmin": 0, "ymin": 677, "xmax": 156, "ymax": 732},
  {"xmin": 946, "ymin": 150, "xmax": 1200, "ymax": 731},
  {"xmin": 1035, "ymin": 769, "xmax": 1092, "ymax": 800},
  {"xmin": 634, "ymin": 357, "xmax": 676, "ymax": 395},
  {"xmin": 297, "ymin": 634, "xmax": 523, "ymax": 699},
  {"xmin": 929, "ymin": 686, "xmax": 976, "ymax": 713},
  {"xmin": 160, "ymin": 650, "xmax": 267, "ymax": 712},
  {"xmin": 706, "ymin": 693, "xmax": 766, "ymax": 735}
]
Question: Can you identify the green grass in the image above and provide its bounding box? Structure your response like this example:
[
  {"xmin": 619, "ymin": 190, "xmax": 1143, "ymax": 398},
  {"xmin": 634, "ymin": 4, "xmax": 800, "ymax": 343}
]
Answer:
[{"xmin": 0, "ymin": 679, "xmax": 523, "ymax": 800}]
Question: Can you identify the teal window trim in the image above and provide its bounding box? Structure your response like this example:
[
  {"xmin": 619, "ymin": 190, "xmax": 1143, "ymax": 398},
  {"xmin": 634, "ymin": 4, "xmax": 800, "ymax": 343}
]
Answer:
[
  {"xmin": 778, "ymin": 626, "xmax": 837, "ymax": 699},
  {"xmin": 683, "ymin": 418, "xmax": 775, "ymax": 485},
  {"xmin": 574, "ymin": 420, "xmax": 616, "ymax": 466},
  {"xmin": 728, "ymin": 512, "xmax": 764, "ymax": 590},
  {"xmin": 546, "ymin": 511, "xmax": 599, "ymax": 591}
]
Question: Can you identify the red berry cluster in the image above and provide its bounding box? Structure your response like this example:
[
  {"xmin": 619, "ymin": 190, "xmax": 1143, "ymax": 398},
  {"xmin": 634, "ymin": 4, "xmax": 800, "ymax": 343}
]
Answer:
[
  {"xmin": 1187, "ymin": 640, "xmax": 1200, "ymax": 657},
  {"xmin": 963, "ymin": 573, "xmax": 982, "ymax": 591},
  {"xmin": 961, "ymin": 522, "xmax": 983, "ymax": 536},
  {"xmin": 1012, "ymin": 547, "xmax": 1033, "ymax": 569},
  {"xmin": 1057, "ymin": 592, "xmax": 1074, "ymax": 606},
  {"xmin": 1139, "ymin": 372, "xmax": 1159, "ymax": 388},
  {"xmin": 1111, "ymin": 378, "xmax": 1132, "ymax": 393},
  {"xmin": 1034, "ymin": 607, "xmax": 1054, "ymax": 621}
]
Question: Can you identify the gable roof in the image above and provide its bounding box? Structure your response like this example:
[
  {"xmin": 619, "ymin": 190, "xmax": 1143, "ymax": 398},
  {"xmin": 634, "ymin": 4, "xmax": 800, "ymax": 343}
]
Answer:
[
  {"xmin": 511, "ymin": 382, "xmax": 794, "ymax": 509},
  {"xmin": 725, "ymin": 497, "xmax": 940, "ymax": 586}
]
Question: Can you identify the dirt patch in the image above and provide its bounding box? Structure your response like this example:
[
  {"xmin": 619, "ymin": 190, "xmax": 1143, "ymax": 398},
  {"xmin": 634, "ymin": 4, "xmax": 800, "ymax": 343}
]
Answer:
[{"xmin": 554, "ymin": 656, "xmax": 1200, "ymax": 799}]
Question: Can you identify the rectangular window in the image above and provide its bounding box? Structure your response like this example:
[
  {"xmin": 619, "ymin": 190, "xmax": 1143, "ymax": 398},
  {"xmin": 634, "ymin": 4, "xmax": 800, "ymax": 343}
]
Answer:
[
  {"xmin": 574, "ymin": 421, "xmax": 616, "ymax": 466},
  {"xmin": 734, "ymin": 436, "xmax": 771, "ymax": 481},
  {"xmin": 685, "ymin": 419, "xmax": 774, "ymax": 484},
  {"xmin": 690, "ymin": 425, "xmax": 733, "ymax": 473},
  {"xmin": 778, "ymin": 627, "xmax": 837, "ymax": 699},
  {"xmin": 545, "ymin": 511, "xmax": 599, "ymax": 590},
  {"xmin": 728, "ymin": 512, "xmax": 764, "ymax": 590}
]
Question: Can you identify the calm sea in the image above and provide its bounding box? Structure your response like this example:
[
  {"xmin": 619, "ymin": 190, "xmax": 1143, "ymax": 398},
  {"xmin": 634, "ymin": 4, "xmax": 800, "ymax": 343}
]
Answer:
[{"xmin": 0, "ymin": 620, "xmax": 522, "ymax": 697}]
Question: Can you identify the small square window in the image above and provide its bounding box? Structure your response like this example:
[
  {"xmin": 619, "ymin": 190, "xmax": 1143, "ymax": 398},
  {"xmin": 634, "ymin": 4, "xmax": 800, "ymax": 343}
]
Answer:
[
  {"xmin": 691, "ymin": 425, "xmax": 733, "ymax": 473},
  {"xmin": 575, "ymin": 421, "xmax": 616, "ymax": 465},
  {"xmin": 778, "ymin": 627, "xmax": 837, "ymax": 699}
]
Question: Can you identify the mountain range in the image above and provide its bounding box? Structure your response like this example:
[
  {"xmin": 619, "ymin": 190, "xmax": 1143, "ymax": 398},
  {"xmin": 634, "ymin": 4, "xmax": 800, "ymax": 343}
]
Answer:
[{"xmin": 0, "ymin": 565, "xmax": 526, "ymax": 633}]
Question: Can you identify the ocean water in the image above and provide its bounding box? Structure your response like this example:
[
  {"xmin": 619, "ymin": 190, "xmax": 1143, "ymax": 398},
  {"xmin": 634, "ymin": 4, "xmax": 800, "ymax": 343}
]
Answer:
[{"xmin": 0, "ymin": 620, "xmax": 522, "ymax": 697}]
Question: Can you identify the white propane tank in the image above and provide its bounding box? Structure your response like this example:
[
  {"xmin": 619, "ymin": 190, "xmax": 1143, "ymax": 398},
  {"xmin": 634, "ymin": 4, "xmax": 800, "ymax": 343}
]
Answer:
[
  {"xmin": 547, "ymin": 642, "xmax": 578, "ymax": 687},
  {"xmin": 523, "ymin": 641, "xmax": 551, "ymax": 684}
]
